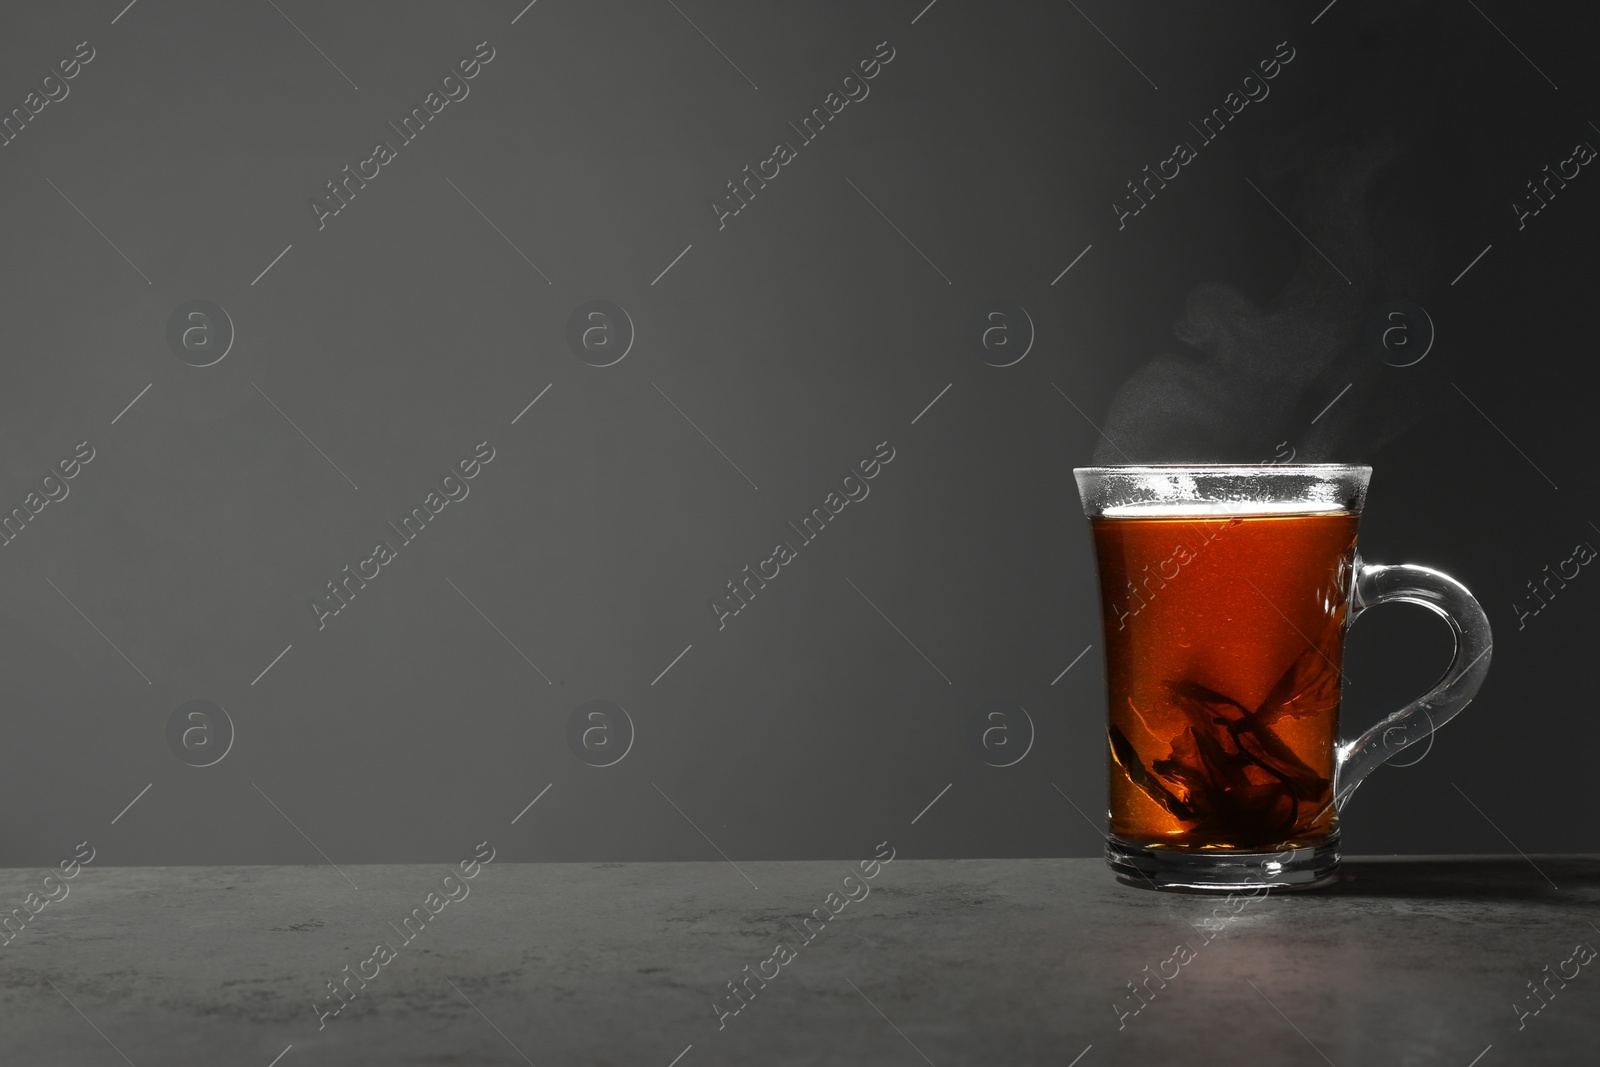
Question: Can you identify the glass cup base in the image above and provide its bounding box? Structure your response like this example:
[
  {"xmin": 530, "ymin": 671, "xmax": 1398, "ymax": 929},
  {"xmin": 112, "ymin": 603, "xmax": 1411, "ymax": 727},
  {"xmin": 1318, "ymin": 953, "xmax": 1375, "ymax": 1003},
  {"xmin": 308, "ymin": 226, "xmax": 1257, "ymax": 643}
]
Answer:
[{"xmin": 1106, "ymin": 835, "xmax": 1342, "ymax": 892}]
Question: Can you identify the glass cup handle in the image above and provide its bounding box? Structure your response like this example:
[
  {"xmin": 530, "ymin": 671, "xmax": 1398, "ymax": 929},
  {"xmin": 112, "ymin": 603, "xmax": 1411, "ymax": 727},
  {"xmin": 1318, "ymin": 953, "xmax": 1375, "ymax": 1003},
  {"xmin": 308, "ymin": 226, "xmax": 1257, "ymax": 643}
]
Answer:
[{"xmin": 1333, "ymin": 557, "xmax": 1493, "ymax": 810}]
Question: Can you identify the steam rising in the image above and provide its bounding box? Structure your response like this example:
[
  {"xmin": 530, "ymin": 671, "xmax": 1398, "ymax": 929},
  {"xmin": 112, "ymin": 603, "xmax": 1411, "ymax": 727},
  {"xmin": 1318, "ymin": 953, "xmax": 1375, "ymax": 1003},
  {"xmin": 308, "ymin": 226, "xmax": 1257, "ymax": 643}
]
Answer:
[
  {"xmin": 1094, "ymin": 147, "xmax": 1384, "ymax": 463},
  {"xmin": 1092, "ymin": 6, "xmax": 1521, "ymax": 464}
]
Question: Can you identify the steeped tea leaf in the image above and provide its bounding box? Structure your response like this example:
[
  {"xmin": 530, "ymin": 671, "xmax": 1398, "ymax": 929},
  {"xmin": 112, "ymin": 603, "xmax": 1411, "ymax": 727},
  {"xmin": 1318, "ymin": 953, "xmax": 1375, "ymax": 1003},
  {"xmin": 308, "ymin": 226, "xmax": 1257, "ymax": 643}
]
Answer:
[
  {"xmin": 1109, "ymin": 723, "xmax": 1196, "ymax": 822},
  {"xmin": 1254, "ymin": 613, "xmax": 1343, "ymax": 725},
  {"xmin": 1165, "ymin": 679, "xmax": 1250, "ymax": 727},
  {"xmin": 1232, "ymin": 719, "xmax": 1324, "ymax": 788}
]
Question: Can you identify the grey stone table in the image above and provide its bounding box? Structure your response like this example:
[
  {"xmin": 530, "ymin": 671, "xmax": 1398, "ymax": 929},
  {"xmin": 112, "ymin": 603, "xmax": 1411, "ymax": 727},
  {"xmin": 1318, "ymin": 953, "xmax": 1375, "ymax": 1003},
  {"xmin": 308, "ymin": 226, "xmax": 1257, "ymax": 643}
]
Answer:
[{"xmin": 2, "ymin": 856, "xmax": 1597, "ymax": 1066}]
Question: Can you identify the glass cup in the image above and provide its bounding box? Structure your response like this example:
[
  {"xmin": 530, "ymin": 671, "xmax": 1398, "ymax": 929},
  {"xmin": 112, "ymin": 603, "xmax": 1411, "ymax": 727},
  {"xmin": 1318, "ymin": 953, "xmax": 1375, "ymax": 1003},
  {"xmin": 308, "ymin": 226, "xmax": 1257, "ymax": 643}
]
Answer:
[{"xmin": 1073, "ymin": 465, "xmax": 1491, "ymax": 890}]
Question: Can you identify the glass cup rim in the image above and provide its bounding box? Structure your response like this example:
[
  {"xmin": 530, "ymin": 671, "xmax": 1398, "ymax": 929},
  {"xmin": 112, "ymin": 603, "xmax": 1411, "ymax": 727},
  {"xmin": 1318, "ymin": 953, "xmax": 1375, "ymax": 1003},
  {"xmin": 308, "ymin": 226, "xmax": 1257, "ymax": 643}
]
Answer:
[
  {"xmin": 1074, "ymin": 463, "xmax": 1372, "ymax": 517},
  {"xmin": 1073, "ymin": 463, "xmax": 1372, "ymax": 475}
]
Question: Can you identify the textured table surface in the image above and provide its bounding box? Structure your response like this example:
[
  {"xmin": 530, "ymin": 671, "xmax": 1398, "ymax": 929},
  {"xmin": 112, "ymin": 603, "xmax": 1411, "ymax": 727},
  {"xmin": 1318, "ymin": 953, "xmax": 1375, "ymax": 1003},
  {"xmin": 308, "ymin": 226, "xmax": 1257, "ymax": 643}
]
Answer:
[{"xmin": 2, "ymin": 856, "xmax": 1597, "ymax": 1066}]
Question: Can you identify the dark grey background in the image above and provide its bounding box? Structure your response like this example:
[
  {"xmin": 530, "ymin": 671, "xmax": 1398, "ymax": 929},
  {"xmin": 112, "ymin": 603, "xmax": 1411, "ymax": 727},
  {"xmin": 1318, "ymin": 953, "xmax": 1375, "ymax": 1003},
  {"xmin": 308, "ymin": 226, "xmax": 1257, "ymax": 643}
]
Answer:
[{"xmin": 1, "ymin": 0, "xmax": 1594, "ymax": 867}]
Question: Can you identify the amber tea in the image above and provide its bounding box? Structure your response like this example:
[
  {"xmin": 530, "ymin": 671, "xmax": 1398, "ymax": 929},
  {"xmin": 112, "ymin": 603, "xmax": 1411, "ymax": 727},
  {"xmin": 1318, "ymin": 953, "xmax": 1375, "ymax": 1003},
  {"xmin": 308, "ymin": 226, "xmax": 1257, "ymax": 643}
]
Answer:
[{"xmin": 1093, "ymin": 511, "xmax": 1357, "ymax": 851}]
